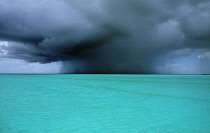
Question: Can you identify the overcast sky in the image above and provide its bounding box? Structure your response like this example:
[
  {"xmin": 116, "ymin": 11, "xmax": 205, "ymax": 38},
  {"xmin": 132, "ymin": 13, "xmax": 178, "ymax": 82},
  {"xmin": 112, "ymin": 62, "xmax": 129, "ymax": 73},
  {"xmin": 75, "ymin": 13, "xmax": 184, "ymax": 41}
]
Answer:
[{"xmin": 0, "ymin": 0, "xmax": 210, "ymax": 74}]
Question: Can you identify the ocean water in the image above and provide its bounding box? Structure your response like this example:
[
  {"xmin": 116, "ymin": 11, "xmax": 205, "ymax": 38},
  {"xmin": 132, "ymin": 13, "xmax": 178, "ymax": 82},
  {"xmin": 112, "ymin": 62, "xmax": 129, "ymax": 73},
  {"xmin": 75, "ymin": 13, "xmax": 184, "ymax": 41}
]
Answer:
[{"xmin": 0, "ymin": 74, "xmax": 210, "ymax": 133}]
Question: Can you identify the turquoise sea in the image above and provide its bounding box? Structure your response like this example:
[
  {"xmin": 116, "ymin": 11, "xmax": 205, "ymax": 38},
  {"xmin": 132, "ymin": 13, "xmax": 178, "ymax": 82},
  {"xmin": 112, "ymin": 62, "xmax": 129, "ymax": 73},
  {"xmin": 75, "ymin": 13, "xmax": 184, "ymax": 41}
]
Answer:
[{"xmin": 0, "ymin": 74, "xmax": 210, "ymax": 133}]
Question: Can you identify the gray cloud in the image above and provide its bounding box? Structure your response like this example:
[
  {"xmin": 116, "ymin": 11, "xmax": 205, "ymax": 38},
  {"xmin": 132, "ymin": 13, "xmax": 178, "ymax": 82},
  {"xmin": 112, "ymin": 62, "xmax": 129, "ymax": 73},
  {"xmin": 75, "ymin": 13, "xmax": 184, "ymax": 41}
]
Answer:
[
  {"xmin": 198, "ymin": 51, "xmax": 210, "ymax": 59},
  {"xmin": 0, "ymin": 0, "xmax": 210, "ymax": 73}
]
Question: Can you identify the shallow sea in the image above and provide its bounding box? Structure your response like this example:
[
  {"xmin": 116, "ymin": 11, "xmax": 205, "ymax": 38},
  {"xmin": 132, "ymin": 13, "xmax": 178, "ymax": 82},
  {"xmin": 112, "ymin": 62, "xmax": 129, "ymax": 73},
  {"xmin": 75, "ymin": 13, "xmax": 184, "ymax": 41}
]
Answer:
[{"xmin": 0, "ymin": 74, "xmax": 210, "ymax": 133}]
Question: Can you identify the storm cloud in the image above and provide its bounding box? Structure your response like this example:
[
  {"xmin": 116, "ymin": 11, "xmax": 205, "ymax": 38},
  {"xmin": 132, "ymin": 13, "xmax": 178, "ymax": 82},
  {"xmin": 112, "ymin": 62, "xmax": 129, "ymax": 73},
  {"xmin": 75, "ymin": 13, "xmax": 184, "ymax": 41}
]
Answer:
[{"xmin": 0, "ymin": 0, "xmax": 210, "ymax": 73}]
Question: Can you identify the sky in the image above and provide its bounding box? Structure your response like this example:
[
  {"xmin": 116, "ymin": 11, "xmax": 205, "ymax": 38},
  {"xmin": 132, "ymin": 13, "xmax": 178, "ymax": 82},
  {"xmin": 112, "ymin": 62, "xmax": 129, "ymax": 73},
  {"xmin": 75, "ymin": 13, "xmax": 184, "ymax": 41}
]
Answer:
[{"xmin": 0, "ymin": 0, "xmax": 210, "ymax": 74}]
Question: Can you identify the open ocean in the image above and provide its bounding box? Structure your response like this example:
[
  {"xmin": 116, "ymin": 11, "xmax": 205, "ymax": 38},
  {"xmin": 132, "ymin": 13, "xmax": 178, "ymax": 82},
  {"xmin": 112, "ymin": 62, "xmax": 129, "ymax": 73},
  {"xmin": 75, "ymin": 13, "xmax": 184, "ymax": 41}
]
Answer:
[{"xmin": 0, "ymin": 74, "xmax": 210, "ymax": 133}]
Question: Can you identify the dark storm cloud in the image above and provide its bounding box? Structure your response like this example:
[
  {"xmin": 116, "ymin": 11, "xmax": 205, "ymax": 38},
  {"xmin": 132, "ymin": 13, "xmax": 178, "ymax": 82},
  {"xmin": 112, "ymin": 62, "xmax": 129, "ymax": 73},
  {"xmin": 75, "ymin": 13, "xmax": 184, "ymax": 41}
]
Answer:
[{"xmin": 0, "ymin": 0, "xmax": 210, "ymax": 73}]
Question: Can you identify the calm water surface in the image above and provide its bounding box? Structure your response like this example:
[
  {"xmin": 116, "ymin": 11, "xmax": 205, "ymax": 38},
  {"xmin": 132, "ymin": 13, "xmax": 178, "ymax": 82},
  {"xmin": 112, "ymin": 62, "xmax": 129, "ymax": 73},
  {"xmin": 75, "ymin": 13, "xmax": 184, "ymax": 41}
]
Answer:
[{"xmin": 0, "ymin": 74, "xmax": 210, "ymax": 133}]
